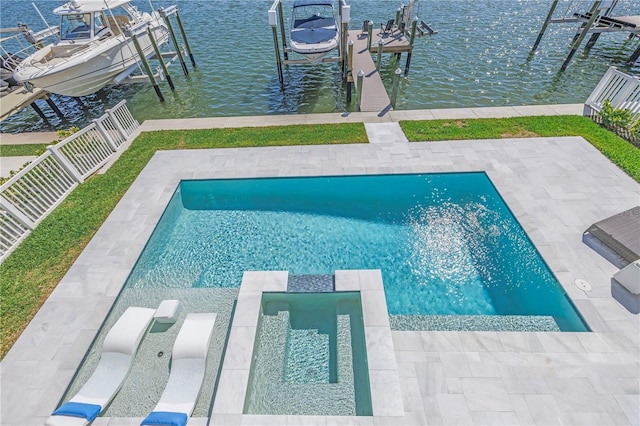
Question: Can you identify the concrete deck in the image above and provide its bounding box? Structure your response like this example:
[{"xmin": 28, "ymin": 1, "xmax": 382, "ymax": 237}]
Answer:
[
  {"xmin": 2, "ymin": 105, "xmax": 639, "ymax": 426},
  {"xmin": 0, "ymin": 131, "xmax": 59, "ymax": 145},
  {"xmin": 137, "ymin": 104, "xmax": 584, "ymax": 131},
  {"xmin": 0, "ymin": 131, "xmax": 57, "ymax": 177}
]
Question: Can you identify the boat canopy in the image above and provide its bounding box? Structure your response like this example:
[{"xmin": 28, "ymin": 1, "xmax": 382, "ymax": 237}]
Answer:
[
  {"xmin": 53, "ymin": 0, "xmax": 131, "ymax": 15},
  {"xmin": 292, "ymin": 0, "xmax": 333, "ymax": 8}
]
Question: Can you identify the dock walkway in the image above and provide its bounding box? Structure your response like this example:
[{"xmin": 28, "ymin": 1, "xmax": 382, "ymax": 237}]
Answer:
[
  {"xmin": 0, "ymin": 87, "xmax": 48, "ymax": 122},
  {"xmin": 347, "ymin": 29, "xmax": 411, "ymax": 114}
]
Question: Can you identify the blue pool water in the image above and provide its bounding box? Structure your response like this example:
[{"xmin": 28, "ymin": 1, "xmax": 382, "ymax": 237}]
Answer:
[{"xmin": 126, "ymin": 172, "xmax": 589, "ymax": 331}]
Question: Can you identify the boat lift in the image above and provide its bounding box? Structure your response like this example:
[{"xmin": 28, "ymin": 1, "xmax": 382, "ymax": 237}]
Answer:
[
  {"xmin": 268, "ymin": 0, "xmax": 432, "ymax": 112},
  {"xmin": 532, "ymin": 0, "xmax": 640, "ymax": 71},
  {"xmin": 268, "ymin": 0, "xmax": 351, "ymax": 85},
  {"xmin": 119, "ymin": 5, "xmax": 196, "ymax": 102}
]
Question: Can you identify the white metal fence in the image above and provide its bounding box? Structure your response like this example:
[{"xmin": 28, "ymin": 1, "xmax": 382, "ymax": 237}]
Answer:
[
  {"xmin": 0, "ymin": 100, "xmax": 139, "ymax": 262},
  {"xmin": 584, "ymin": 66, "xmax": 640, "ymax": 119}
]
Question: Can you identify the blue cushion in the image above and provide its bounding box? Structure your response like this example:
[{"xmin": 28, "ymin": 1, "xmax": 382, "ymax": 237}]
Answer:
[
  {"xmin": 52, "ymin": 401, "xmax": 102, "ymax": 421},
  {"xmin": 141, "ymin": 411, "xmax": 188, "ymax": 426}
]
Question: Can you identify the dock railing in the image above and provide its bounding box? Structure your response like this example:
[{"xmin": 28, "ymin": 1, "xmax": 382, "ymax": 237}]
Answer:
[
  {"xmin": 0, "ymin": 100, "xmax": 139, "ymax": 262},
  {"xmin": 584, "ymin": 66, "xmax": 640, "ymax": 119}
]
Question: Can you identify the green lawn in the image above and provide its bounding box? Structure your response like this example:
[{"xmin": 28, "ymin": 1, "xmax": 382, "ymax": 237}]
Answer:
[
  {"xmin": 0, "ymin": 144, "xmax": 48, "ymax": 157},
  {"xmin": 1, "ymin": 116, "xmax": 638, "ymax": 359},
  {"xmin": 400, "ymin": 116, "xmax": 640, "ymax": 182}
]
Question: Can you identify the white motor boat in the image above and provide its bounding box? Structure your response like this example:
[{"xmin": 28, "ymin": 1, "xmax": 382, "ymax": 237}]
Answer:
[
  {"xmin": 13, "ymin": 0, "xmax": 170, "ymax": 97},
  {"xmin": 289, "ymin": 0, "xmax": 339, "ymax": 64}
]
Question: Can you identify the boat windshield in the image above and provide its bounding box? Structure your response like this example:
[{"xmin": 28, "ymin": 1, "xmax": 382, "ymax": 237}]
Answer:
[
  {"xmin": 292, "ymin": 4, "xmax": 335, "ymax": 29},
  {"xmin": 60, "ymin": 13, "xmax": 94, "ymax": 40},
  {"xmin": 293, "ymin": 5, "xmax": 332, "ymax": 20}
]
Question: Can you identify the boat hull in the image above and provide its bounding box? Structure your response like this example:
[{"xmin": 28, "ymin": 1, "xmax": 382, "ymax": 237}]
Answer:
[
  {"xmin": 13, "ymin": 25, "xmax": 168, "ymax": 97},
  {"xmin": 289, "ymin": 2, "xmax": 339, "ymax": 65},
  {"xmin": 290, "ymin": 37, "xmax": 339, "ymax": 64}
]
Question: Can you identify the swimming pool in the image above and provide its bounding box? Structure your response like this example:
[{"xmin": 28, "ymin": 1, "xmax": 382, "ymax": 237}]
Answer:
[{"xmin": 126, "ymin": 172, "xmax": 588, "ymax": 332}]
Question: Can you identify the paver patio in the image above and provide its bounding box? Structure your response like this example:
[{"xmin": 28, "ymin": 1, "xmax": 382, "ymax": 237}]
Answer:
[{"xmin": 1, "ymin": 106, "xmax": 638, "ymax": 425}]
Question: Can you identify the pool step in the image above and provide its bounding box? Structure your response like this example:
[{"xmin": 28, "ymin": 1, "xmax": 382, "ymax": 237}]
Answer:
[
  {"xmin": 285, "ymin": 327, "xmax": 330, "ymax": 384},
  {"xmin": 245, "ymin": 309, "xmax": 357, "ymax": 415},
  {"xmin": 390, "ymin": 314, "xmax": 561, "ymax": 332}
]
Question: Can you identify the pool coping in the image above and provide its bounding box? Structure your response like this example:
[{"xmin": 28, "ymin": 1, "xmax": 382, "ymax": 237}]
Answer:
[
  {"xmin": 212, "ymin": 269, "xmax": 404, "ymax": 421},
  {"xmin": 2, "ymin": 113, "xmax": 639, "ymax": 425}
]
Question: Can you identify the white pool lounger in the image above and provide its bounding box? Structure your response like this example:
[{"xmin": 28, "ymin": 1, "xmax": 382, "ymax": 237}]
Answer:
[
  {"xmin": 141, "ymin": 313, "xmax": 217, "ymax": 426},
  {"xmin": 45, "ymin": 306, "xmax": 156, "ymax": 426}
]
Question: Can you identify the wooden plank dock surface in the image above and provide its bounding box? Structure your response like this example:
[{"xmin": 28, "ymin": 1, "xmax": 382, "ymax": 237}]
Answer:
[
  {"xmin": 347, "ymin": 29, "xmax": 412, "ymax": 113},
  {"xmin": 0, "ymin": 87, "xmax": 48, "ymax": 122}
]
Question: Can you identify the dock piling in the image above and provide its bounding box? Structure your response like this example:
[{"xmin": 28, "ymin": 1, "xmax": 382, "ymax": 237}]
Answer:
[
  {"xmin": 391, "ymin": 67, "xmax": 401, "ymax": 108},
  {"xmin": 376, "ymin": 39, "xmax": 383, "ymax": 70},
  {"xmin": 561, "ymin": 0, "xmax": 602, "ymax": 71},
  {"xmin": 147, "ymin": 27, "xmax": 174, "ymax": 91},
  {"xmin": 268, "ymin": 7, "xmax": 283, "ymax": 85},
  {"xmin": 30, "ymin": 102, "xmax": 47, "ymax": 121},
  {"xmin": 341, "ymin": 4, "xmax": 350, "ymax": 78},
  {"xmin": 532, "ymin": 0, "xmax": 559, "ymax": 52},
  {"xmin": 367, "ymin": 21, "xmax": 373, "ymax": 50},
  {"xmin": 346, "ymin": 39, "xmax": 354, "ymax": 102},
  {"xmin": 404, "ymin": 18, "xmax": 417, "ymax": 76},
  {"xmin": 131, "ymin": 32, "xmax": 164, "ymax": 101},
  {"xmin": 273, "ymin": 27, "xmax": 283, "ymax": 84},
  {"xmin": 277, "ymin": 1, "xmax": 288, "ymax": 61},
  {"xmin": 355, "ymin": 69, "xmax": 364, "ymax": 111},
  {"xmin": 174, "ymin": 10, "xmax": 196, "ymax": 67},
  {"xmin": 44, "ymin": 96, "xmax": 63, "ymax": 119},
  {"xmin": 159, "ymin": 7, "xmax": 188, "ymax": 76},
  {"xmin": 348, "ymin": 40, "xmax": 354, "ymax": 73}
]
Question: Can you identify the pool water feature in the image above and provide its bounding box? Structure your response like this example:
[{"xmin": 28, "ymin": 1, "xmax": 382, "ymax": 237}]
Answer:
[
  {"xmin": 244, "ymin": 292, "xmax": 372, "ymax": 416},
  {"xmin": 126, "ymin": 172, "xmax": 589, "ymax": 332}
]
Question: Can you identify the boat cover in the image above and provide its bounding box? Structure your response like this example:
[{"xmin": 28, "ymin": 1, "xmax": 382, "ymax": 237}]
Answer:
[
  {"xmin": 291, "ymin": 27, "xmax": 336, "ymax": 44},
  {"xmin": 293, "ymin": 0, "xmax": 333, "ymax": 7}
]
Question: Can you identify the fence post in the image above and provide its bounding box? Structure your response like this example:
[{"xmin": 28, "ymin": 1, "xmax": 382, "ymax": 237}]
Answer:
[
  {"xmin": 106, "ymin": 108, "xmax": 129, "ymax": 141},
  {"xmin": 47, "ymin": 146, "xmax": 84, "ymax": 183},
  {"xmin": 92, "ymin": 119, "xmax": 119, "ymax": 152},
  {"xmin": 391, "ymin": 67, "xmax": 402, "ymax": 108},
  {"xmin": 0, "ymin": 196, "xmax": 35, "ymax": 230}
]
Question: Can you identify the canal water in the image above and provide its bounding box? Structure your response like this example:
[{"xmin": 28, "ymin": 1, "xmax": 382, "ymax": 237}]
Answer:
[{"xmin": 1, "ymin": 0, "xmax": 638, "ymax": 132}]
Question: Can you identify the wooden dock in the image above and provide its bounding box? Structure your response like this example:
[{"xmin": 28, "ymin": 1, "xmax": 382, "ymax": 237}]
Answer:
[
  {"xmin": 347, "ymin": 29, "xmax": 412, "ymax": 113},
  {"xmin": 0, "ymin": 87, "xmax": 49, "ymax": 122}
]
